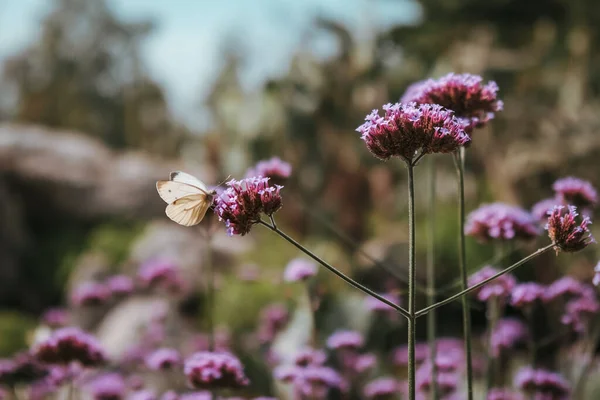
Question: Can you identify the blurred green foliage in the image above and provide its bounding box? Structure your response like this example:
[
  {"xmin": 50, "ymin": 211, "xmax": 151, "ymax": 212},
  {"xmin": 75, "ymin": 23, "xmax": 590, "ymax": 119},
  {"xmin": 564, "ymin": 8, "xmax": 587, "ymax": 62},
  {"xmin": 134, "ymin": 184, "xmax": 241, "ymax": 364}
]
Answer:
[{"xmin": 0, "ymin": 311, "xmax": 37, "ymax": 357}]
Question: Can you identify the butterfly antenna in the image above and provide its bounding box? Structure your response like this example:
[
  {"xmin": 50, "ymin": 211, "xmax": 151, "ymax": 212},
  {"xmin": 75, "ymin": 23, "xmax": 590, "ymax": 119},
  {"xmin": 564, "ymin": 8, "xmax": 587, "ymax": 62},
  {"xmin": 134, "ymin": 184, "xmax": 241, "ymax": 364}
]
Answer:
[{"xmin": 215, "ymin": 175, "xmax": 232, "ymax": 187}]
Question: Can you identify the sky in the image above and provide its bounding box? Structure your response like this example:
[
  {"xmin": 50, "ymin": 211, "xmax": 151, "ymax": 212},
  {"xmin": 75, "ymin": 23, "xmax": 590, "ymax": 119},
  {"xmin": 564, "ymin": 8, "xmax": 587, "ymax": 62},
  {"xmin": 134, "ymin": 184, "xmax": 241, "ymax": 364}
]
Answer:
[{"xmin": 0, "ymin": 0, "xmax": 421, "ymax": 129}]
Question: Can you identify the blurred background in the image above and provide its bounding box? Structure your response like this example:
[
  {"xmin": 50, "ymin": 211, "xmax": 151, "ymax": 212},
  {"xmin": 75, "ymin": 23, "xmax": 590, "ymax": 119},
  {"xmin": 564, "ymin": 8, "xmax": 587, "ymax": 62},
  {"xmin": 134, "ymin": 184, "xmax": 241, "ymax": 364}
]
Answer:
[{"xmin": 0, "ymin": 0, "xmax": 599, "ymax": 393}]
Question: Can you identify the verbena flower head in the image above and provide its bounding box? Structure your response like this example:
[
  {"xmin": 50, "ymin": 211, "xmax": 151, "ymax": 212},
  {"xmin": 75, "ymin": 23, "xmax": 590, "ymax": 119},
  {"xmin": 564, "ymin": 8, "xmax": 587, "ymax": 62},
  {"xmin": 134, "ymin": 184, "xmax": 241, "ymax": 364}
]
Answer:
[
  {"xmin": 514, "ymin": 367, "xmax": 570, "ymax": 399},
  {"xmin": 326, "ymin": 330, "xmax": 364, "ymax": 350},
  {"xmin": 593, "ymin": 261, "xmax": 600, "ymax": 287},
  {"xmin": 531, "ymin": 198, "xmax": 559, "ymax": 221},
  {"xmin": 544, "ymin": 276, "xmax": 587, "ymax": 302},
  {"xmin": 561, "ymin": 295, "xmax": 600, "ymax": 333},
  {"xmin": 214, "ymin": 177, "xmax": 283, "ymax": 236},
  {"xmin": 401, "ymin": 73, "xmax": 503, "ymax": 131},
  {"xmin": 363, "ymin": 377, "xmax": 400, "ymax": 400},
  {"xmin": 32, "ymin": 327, "xmax": 106, "ymax": 367},
  {"xmin": 490, "ymin": 318, "xmax": 528, "ymax": 357},
  {"xmin": 273, "ymin": 364, "xmax": 344, "ymax": 399},
  {"xmin": 87, "ymin": 373, "xmax": 126, "ymax": 400},
  {"xmin": 0, "ymin": 353, "xmax": 48, "ymax": 386},
  {"xmin": 552, "ymin": 177, "xmax": 598, "ymax": 210},
  {"xmin": 354, "ymin": 353, "xmax": 377, "ymax": 374},
  {"xmin": 487, "ymin": 388, "xmax": 524, "ymax": 400},
  {"xmin": 129, "ymin": 390, "xmax": 157, "ymax": 400},
  {"xmin": 184, "ymin": 352, "xmax": 249, "ymax": 390},
  {"xmin": 393, "ymin": 343, "xmax": 429, "ymax": 366},
  {"xmin": 245, "ymin": 157, "xmax": 292, "ymax": 185},
  {"xmin": 416, "ymin": 366, "xmax": 458, "ymax": 396},
  {"xmin": 468, "ymin": 266, "xmax": 516, "ymax": 302},
  {"xmin": 257, "ymin": 303, "xmax": 289, "ymax": 344},
  {"xmin": 41, "ymin": 308, "xmax": 70, "ymax": 328},
  {"xmin": 106, "ymin": 275, "xmax": 135, "ymax": 297},
  {"xmin": 510, "ymin": 283, "xmax": 546, "ymax": 308},
  {"xmin": 465, "ymin": 203, "xmax": 539, "ymax": 242},
  {"xmin": 293, "ymin": 348, "xmax": 327, "ymax": 367},
  {"xmin": 71, "ymin": 282, "xmax": 111, "ymax": 307},
  {"xmin": 145, "ymin": 348, "xmax": 181, "ymax": 370},
  {"xmin": 283, "ymin": 258, "xmax": 317, "ymax": 282},
  {"xmin": 138, "ymin": 259, "xmax": 185, "ymax": 293},
  {"xmin": 356, "ymin": 102, "xmax": 470, "ymax": 162},
  {"xmin": 546, "ymin": 205, "xmax": 594, "ymax": 254}
]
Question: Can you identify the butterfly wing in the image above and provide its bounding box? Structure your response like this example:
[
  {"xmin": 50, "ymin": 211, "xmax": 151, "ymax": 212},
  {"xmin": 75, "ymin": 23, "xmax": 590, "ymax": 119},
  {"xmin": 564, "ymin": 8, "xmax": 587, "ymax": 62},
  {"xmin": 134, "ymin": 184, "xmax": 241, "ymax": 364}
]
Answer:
[
  {"xmin": 164, "ymin": 194, "xmax": 212, "ymax": 226},
  {"xmin": 156, "ymin": 181, "xmax": 204, "ymax": 204},
  {"xmin": 170, "ymin": 171, "xmax": 210, "ymax": 192}
]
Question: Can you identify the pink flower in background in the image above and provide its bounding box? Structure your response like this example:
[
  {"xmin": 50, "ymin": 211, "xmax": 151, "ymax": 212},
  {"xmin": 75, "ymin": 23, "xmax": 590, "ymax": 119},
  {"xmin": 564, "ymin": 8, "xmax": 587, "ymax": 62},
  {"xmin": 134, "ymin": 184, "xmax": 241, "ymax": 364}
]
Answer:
[
  {"xmin": 514, "ymin": 367, "xmax": 570, "ymax": 399},
  {"xmin": 465, "ymin": 203, "xmax": 539, "ymax": 242},
  {"xmin": 0, "ymin": 352, "xmax": 48, "ymax": 386},
  {"xmin": 257, "ymin": 303, "xmax": 289, "ymax": 344},
  {"xmin": 106, "ymin": 275, "xmax": 134, "ymax": 296},
  {"xmin": 531, "ymin": 198, "xmax": 559, "ymax": 221},
  {"xmin": 70, "ymin": 282, "xmax": 111, "ymax": 307},
  {"xmin": 326, "ymin": 330, "xmax": 364, "ymax": 350},
  {"xmin": 41, "ymin": 308, "xmax": 70, "ymax": 328},
  {"xmin": 184, "ymin": 352, "xmax": 249, "ymax": 389},
  {"xmin": 283, "ymin": 258, "xmax": 317, "ymax": 282},
  {"xmin": 33, "ymin": 327, "xmax": 106, "ymax": 367},
  {"xmin": 561, "ymin": 295, "xmax": 600, "ymax": 333},
  {"xmin": 510, "ymin": 283, "xmax": 546, "ymax": 308},
  {"xmin": 490, "ymin": 318, "xmax": 528, "ymax": 357},
  {"xmin": 356, "ymin": 102, "xmax": 470, "ymax": 162},
  {"xmin": 363, "ymin": 377, "xmax": 400, "ymax": 399},
  {"xmin": 214, "ymin": 177, "xmax": 283, "ymax": 236},
  {"xmin": 129, "ymin": 390, "xmax": 157, "ymax": 400},
  {"xmin": 468, "ymin": 266, "xmax": 516, "ymax": 302},
  {"xmin": 293, "ymin": 348, "xmax": 327, "ymax": 367},
  {"xmin": 487, "ymin": 388, "xmax": 524, "ymax": 400},
  {"xmin": 553, "ymin": 177, "xmax": 597, "ymax": 210},
  {"xmin": 546, "ymin": 205, "xmax": 594, "ymax": 254},
  {"xmin": 544, "ymin": 276, "xmax": 587, "ymax": 302},
  {"xmin": 245, "ymin": 157, "xmax": 292, "ymax": 184},
  {"xmin": 593, "ymin": 262, "xmax": 600, "ymax": 287},
  {"xmin": 138, "ymin": 260, "xmax": 185, "ymax": 293},
  {"xmin": 87, "ymin": 373, "xmax": 126, "ymax": 400},
  {"xmin": 274, "ymin": 364, "xmax": 344, "ymax": 399},
  {"xmin": 393, "ymin": 343, "xmax": 429, "ymax": 366},
  {"xmin": 178, "ymin": 392, "xmax": 212, "ymax": 400},
  {"xmin": 145, "ymin": 348, "xmax": 181, "ymax": 370},
  {"xmin": 365, "ymin": 293, "xmax": 401, "ymax": 314},
  {"xmin": 401, "ymin": 73, "xmax": 503, "ymax": 131}
]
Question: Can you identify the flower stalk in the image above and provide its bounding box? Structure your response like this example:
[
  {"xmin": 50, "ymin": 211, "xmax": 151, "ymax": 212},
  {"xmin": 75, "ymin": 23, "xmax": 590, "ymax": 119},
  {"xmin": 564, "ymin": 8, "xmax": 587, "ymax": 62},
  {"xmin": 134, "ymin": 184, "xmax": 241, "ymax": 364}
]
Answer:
[
  {"xmin": 426, "ymin": 156, "xmax": 439, "ymax": 400},
  {"xmin": 406, "ymin": 161, "xmax": 417, "ymax": 400}
]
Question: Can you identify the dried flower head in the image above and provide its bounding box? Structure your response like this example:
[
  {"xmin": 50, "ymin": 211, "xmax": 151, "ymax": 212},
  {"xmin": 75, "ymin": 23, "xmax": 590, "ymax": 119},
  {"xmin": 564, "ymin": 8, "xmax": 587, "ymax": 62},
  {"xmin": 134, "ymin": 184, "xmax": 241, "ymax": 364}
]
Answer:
[
  {"xmin": 284, "ymin": 258, "xmax": 317, "ymax": 282},
  {"xmin": 214, "ymin": 177, "xmax": 283, "ymax": 236},
  {"xmin": 468, "ymin": 266, "xmax": 516, "ymax": 302},
  {"xmin": 32, "ymin": 327, "xmax": 106, "ymax": 367},
  {"xmin": 87, "ymin": 373, "xmax": 126, "ymax": 400},
  {"xmin": 552, "ymin": 177, "xmax": 598, "ymax": 210},
  {"xmin": 245, "ymin": 157, "xmax": 292, "ymax": 185},
  {"xmin": 145, "ymin": 348, "xmax": 181, "ymax": 371},
  {"xmin": 401, "ymin": 73, "xmax": 503, "ymax": 131},
  {"xmin": 363, "ymin": 377, "xmax": 400, "ymax": 400},
  {"xmin": 326, "ymin": 330, "xmax": 364, "ymax": 350},
  {"xmin": 465, "ymin": 203, "xmax": 539, "ymax": 242},
  {"xmin": 510, "ymin": 283, "xmax": 546, "ymax": 308},
  {"xmin": 106, "ymin": 275, "xmax": 135, "ymax": 297},
  {"xmin": 184, "ymin": 352, "xmax": 249, "ymax": 390},
  {"xmin": 356, "ymin": 102, "xmax": 470, "ymax": 162},
  {"xmin": 546, "ymin": 205, "xmax": 595, "ymax": 254},
  {"xmin": 71, "ymin": 282, "xmax": 111, "ymax": 307}
]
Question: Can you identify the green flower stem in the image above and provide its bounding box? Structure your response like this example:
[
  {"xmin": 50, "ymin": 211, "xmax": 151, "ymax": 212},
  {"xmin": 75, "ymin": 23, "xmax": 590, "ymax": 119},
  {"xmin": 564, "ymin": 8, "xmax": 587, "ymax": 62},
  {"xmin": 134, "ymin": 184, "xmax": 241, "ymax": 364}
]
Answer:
[
  {"xmin": 416, "ymin": 244, "xmax": 555, "ymax": 318},
  {"xmin": 454, "ymin": 148, "xmax": 474, "ymax": 400},
  {"xmin": 486, "ymin": 296, "xmax": 500, "ymax": 391},
  {"xmin": 259, "ymin": 220, "xmax": 411, "ymax": 319},
  {"xmin": 406, "ymin": 161, "xmax": 417, "ymax": 400},
  {"xmin": 426, "ymin": 157, "xmax": 439, "ymax": 400}
]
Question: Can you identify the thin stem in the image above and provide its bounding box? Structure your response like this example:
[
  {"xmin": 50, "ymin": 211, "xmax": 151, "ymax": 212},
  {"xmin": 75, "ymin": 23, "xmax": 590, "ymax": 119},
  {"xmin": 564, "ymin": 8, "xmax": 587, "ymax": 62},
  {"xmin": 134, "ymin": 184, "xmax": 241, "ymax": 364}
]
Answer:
[
  {"xmin": 259, "ymin": 220, "xmax": 410, "ymax": 319},
  {"xmin": 11, "ymin": 387, "xmax": 20, "ymax": 400},
  {"xmin": 486, "ymin": 296, "xmax": 500, "ymax": 392},
  {"xmin": 205, "ymin": 238, "xmax": 215, "ymax": 351},
  {"xmin": 416, "ymin": 244, "xmax": 555, "ymax": 317},
  {"xmin": 455, "ymin": 148, "xmax": 474, "ymax": 400},
  {"xmin": 406, "ymin": 162, "xmax": 417, "ymax": 400},
  {"xmin": 67, "ymin": 382, "xmax": 74, "ymax": 400},
  {"xmin": 426, "ymin": 157, "xmax": 439, "ymax": 400}
]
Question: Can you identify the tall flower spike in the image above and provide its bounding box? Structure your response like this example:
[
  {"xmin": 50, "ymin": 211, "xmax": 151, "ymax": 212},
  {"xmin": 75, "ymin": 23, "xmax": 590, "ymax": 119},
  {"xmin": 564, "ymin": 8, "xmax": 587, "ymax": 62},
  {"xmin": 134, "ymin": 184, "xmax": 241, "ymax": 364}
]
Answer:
[
  {"xmin": 401, "ymin": 73, "xmax": 503, "ymax": 131},
  {"xmin": 546, "ymin": 205, "xmax": 595, "ymax": 254},
  {"xmin": 465, "ymin": 203, "xmax": 539, "ymax": 242},
  {"xmin": 356, "ymin": 102, "xmax": 470, "ymax": 162},
  {"xmin": 552, "ymin": 177, "xmax": 598, "ymax": 210},
  {"xmin": 214, "ymin": 177, "xmax": 283, "ymax": 236}
]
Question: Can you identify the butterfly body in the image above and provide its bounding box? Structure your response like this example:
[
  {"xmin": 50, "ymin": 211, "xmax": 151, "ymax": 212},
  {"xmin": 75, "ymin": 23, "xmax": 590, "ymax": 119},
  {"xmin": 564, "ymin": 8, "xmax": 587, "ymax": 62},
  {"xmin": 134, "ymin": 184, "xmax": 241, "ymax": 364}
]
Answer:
[{"xmin": 156, "ymin": 171, "xmax": 217, "ymax": 226}]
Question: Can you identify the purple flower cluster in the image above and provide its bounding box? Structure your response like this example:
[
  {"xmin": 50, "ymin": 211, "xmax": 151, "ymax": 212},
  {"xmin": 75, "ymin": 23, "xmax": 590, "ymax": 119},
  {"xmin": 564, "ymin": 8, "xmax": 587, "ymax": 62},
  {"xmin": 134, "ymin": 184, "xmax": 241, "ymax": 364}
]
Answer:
[
  {"xmin": 283, "ymin": 258, "xmax": 317, "ymax": 282},
  {"xmin": 490, "ymin": 318, "xmax": 528, "ymax": 357},
  {"xmin": 487, "ymin": 388, "xmax": 524, "ymax": 400},
  {"xmin": 0, "ymin": 353, "xmax": 48, "ymax": 386},
  {"xmin": 561, "ymin": 294, "xmax": 600, "ymax": 333},
  {"xmin": 106, "ymin": 275, "xmax": 135, "ymax": 297},
  {"xmin": 363, "ymin": 377, "xmax": 400, "ymax": 399},
  {"xmin": 245, "ymin": 157, "xmax": 292, "ymax": 185},
  {"xmin": 465, "ymin": 203, "xmax": 539, "ymax": 242},
  {"xmin": 401, "ymin": 73, "xmax": 503, "ymax": 131},
  {"xmin": 468, "ymin": 266, "xmax": 516, "ymax": 302},
  {"xmin": 183, "ymin": 352, "xmax": 249, "ymax": 390},
  {"xmin": 87, "ymin": 373, "xmax": 127, "ymax": 400},
  {"xmin": 510, "ymin": 283, "xmax": 546, "ymax": 308},
  {"xmin": 145, "ymin": 348, "xmax": 181, "ymax": 370},
  {"xmin": 514, "ymin": 367, "xmax": 570, "ymax": 399},
  {"xmin": 71, "ymin": 282, "xmax": 111, "ymax": 307},
  {"xmin": 214, "ymin": 177, "xmax": 283, "ymax": 236},
  {"xmin": 257, "ymin": 303, "xmax": 289, "ymax": 344},
  {"xmin": 594, "ymin": 261, "xmax": 600, "ymax": 287},
  {"xmin": 365, "ymin": 293, "xmax": 401, "ymax": 314},
  {"xmin": 326, "ymin": 330, "xmax": 364, "ymax": 350},
  {"xmin": 392, "ymin": 343, "xmax": 429, "ymax": 366},
  {"xmin": 553, "ymin": 177, "xmax": 598, "ymax": 210},
  {"xmin": 138, "ymin": 259, "xmax": 185, "ymax": 293},
  {"xmin": 356, "ymin": 102, "xmax": 470, "ymax": 162},
  {"xmin": 544, "ymin": 276, "xmax": 587, "ymax": 301},
  {"xmin": 41, "ymin": 308, "xmax": 70, "ymax": 328},
  {"xmin": 546, "ymin": 205, "xmax": 594, "ymax": 254},
  {"xmin": 32, "ymin": 327, "xmax": 106, "ymax": 367}
]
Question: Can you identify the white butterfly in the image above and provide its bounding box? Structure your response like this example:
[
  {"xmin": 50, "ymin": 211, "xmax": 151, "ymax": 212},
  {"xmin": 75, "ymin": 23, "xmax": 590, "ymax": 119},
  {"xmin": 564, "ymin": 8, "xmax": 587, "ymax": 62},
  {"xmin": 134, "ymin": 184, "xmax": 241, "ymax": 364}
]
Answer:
[{"xmin": 156, "ymin": 171, "xmax": 217, "ymax": 226}]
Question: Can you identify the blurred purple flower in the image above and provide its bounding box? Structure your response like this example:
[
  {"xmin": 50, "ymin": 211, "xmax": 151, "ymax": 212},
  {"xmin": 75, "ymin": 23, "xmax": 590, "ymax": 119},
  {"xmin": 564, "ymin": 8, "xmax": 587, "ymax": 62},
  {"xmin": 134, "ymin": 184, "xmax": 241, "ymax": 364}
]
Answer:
[
  {"xmin": 468, "ymin": 266, "xmax": 516, "ymax": 302},
  {"xmin": 160, "ymin": 391, "xmax": 179, "ymax": 400},
  {"xmin": 401, "ymin": 73, "xmax": 503, "ymax": 131},
  {"xmin": 365, "ymin": 293, "xmax": 401, "ymax": 314},
  {"xmin": 393, "ymin": 343, "xmax": 429, "ymax": 366},
  {"xmin": 127, "ymin": 375, "xmax": 145, "ymax": 391},
  {"xmin": 561, "ymin": 295, "xmax": 600, "ymax": 333},
  {"xmin": 178, "ymin": 393, "xmax": 211, "ymax": 400},
  {"xmin": 356, "ymin": 102, "xmax": 470, "ymax": 162},
  {"xmin": 326, "ymin": 330, "xmax": 364, "ymax": 350},
  {"xmin": 138, "ymin": 260, "xmax": 185, "ymax": 293},
  {"xmin": 214, "ymin": 177, "xmax": 282, "ymax": 236},
  {"xmin": 283, "ymin": 258, "xmax": 317, "ymax": 282},
  {"xmin": 145, "ymin": 348, "xmax": 181, "ymax": 371},
  {"xmin": 237, "ymin": 264, "xmax": 260, "ymax": 282},
  {"xmin": 71, "ymin": 282, "xmax": 111, "ymax": 307},
  {"xmin": 246, "ymin": 157, "xmax": 292, "ymax": 185},
  {"xmin": 465, "ymin": 203, "xmax": 539, "ymax": 242},
  {"xmin": 106, "ymin": 275, "xmax": 135, "ymax": 297},
  {"xmin": 531, "ymin": 198, "xmax": 559, "ymax": 221},
  {"xmin": 553, "ymin": 177, "xmax": 597, "ymax": 210},
  {"xmin": 293, "ymin": 348, "xmax": 327, "ymax": 367},
  {"xmin": 416, "ymin": 365, "xmax": 459, "ymax": 396},
  {"xmin": 514, "ymin": 367, "xmax": 570, "ymax": 399},
  {"xmin": 87, "ymin": 373, "xmax": 126, "ymax": 400},
  {"xmin": 41, "ymin": 308, "xmax": 70, "ymax": 328},
  {"xmin": 354, "ymin": 353, "xmax": 377, "ymax": 374},
  {"xmin": 511, "ymin": 283, "xmax": 546, "ymax": 308},
  {"xmin": 0, "ymin": 353, "xmax": 48, "ymax": 386},
  {"xmin": 363, "ymin": 377, "xmax": 399, "ymax": 399},
  {"xmin": 490, "ymin": 318, "xmax": 528, "ymax": 357},
  {"xmin": 593, "ymin": 261, "xmax": 600, "ymax": 287},
  {"xmin": 184, "ymin": 352, "xmax": 249, "ymax": 390},
  {"xmin": 274, "ymin": 364, "xmax": 344, "ymax": 399},
  {"xmin": 257, "ymin": 303, "xmax": 289, "ymax": 344},
  {"xmin": 129, "ymin": 390, "xmax": 157, "ymax": 400},
  {"xmin": 546, "ymin": 205, "xmax": 595, "ymax": 254},
  {"xmin": 32, "ymin": 327, "xmax": 106, "ymax": 367},
  {"xmin": 544, "ymin": 276, "xmax": 587, "ymax": 302},
  {"xmin": 487, "ymin": 388, "xmax": 524, "ymax": 400}
]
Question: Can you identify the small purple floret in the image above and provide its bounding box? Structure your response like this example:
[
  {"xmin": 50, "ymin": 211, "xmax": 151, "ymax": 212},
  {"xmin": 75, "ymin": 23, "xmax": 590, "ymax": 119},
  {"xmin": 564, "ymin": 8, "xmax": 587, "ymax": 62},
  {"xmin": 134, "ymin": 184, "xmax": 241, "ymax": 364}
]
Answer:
[
  {"xmin": 465, "ymin": 203, "xmax": 539, "ymax": 242},
  {"xmin": 283, "ymin": 258, "xmax": 317, "ymax": 282},
  {"xmin": 546, "ymin": 205, "xmax": 595, "ymax": 254}
]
